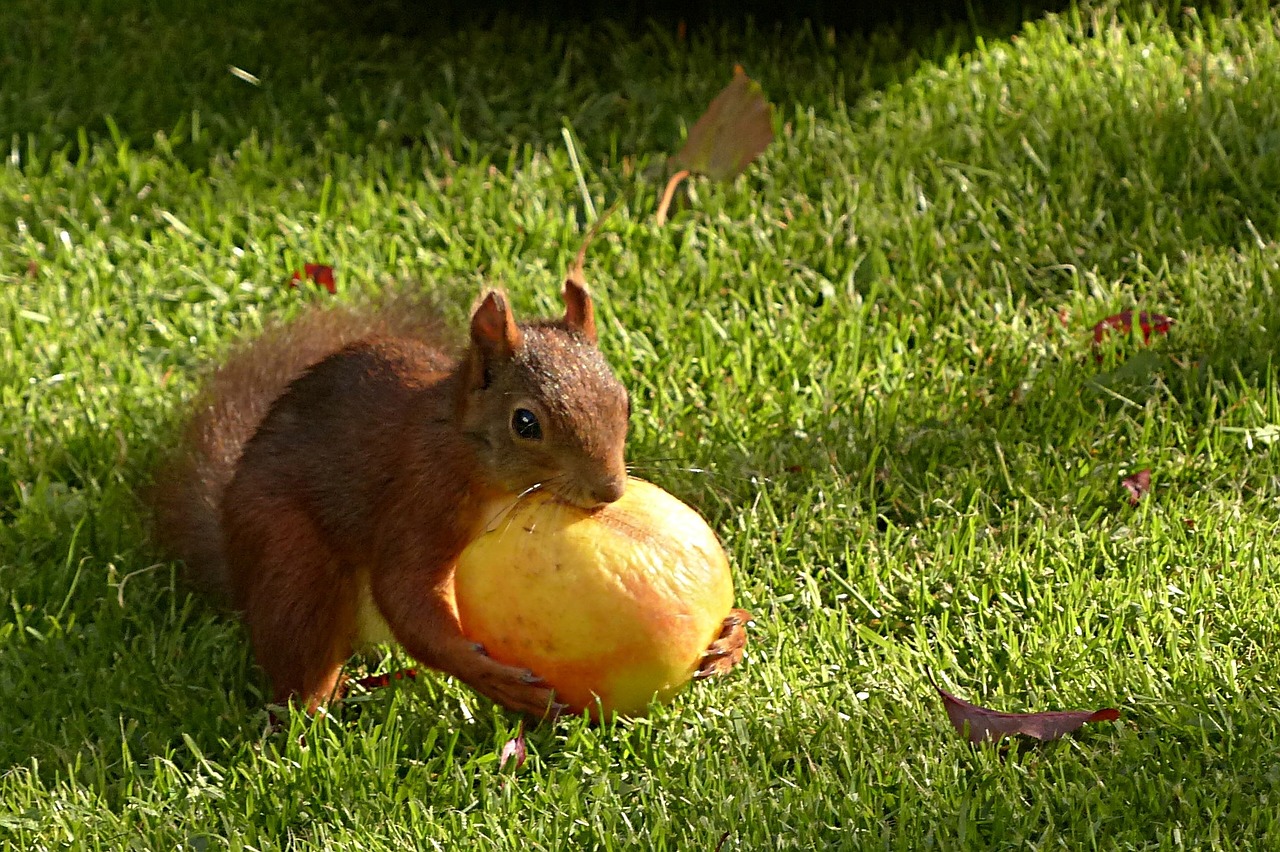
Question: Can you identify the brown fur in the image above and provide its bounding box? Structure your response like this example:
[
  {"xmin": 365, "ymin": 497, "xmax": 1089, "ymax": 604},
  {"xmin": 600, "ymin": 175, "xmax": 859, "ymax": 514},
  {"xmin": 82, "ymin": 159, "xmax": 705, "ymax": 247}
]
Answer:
[
  {"xmin": 150, "ymin": 281, "xmax": 748, "ymax": 715},
  {"xmin": 150, "ymin": 300, "xmax": 448, "ymax": 603}
]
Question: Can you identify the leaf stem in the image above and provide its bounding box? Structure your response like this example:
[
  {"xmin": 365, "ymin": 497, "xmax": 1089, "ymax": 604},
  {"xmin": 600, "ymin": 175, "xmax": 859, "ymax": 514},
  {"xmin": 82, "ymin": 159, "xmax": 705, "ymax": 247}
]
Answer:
[{"xmin": 655, "ymin": 169, "xmax": 690, "ymax": 226}]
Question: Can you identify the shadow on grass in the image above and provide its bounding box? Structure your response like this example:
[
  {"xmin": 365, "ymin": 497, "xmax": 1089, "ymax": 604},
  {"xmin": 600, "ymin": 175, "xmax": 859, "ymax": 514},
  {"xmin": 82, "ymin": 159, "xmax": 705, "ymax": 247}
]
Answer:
[
  {"xmin": 4, "ymin": 0, "xmax": 1068, "ymax": 167},
  {"xmin": 0, "ymin": 565, "xmax": 507, "ymax": 782},
  {"xmin": 818, "ymin": 43, "xmax": 1280, "ymax": 315}
]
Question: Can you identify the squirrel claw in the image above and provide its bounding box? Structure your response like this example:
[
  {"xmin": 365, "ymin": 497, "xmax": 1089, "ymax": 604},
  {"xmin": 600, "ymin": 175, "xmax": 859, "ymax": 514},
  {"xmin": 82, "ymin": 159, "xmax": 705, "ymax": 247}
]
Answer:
[
  {"xmin": 694, "ymin": 608, "xmax": 751, "ymax": 681},
  {"xmin": 458, "ymin": 645, "xmax": 559, "ymax": 717}
]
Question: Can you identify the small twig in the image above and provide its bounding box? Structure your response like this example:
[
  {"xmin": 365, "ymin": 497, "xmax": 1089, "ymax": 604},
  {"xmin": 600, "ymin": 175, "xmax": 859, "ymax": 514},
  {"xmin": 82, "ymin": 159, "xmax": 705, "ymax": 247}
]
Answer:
[{"xmin": 569, "ymin": 200, "xmax": 621, "ymax": 286}]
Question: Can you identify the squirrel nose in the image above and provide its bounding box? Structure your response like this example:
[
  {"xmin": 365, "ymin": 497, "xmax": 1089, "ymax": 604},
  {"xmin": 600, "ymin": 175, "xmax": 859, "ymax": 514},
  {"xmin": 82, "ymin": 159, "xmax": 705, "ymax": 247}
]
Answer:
[{"xmin": 588, "ymin": 474, "xmax": 626, "ymax": 506}]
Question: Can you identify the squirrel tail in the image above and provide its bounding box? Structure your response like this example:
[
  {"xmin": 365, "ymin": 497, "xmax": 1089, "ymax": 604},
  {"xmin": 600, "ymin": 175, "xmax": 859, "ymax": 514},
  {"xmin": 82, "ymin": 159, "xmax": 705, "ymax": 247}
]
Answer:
[{"xmin": 148, "ymin": 299, "xmax": 448, "ymax": 602}]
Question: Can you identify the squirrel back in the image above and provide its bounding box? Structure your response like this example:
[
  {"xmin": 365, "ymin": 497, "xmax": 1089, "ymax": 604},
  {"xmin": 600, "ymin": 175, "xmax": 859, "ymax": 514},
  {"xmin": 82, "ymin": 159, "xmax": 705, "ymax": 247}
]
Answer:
[{"xmin": 149, "ymin": 299, "xmax": 449, "ymax": 601}]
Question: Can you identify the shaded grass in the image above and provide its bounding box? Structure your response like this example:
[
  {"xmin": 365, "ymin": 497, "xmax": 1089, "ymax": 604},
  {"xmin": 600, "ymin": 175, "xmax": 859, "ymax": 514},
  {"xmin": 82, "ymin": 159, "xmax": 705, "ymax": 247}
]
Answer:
[{"xmin": 3, "ymin": 0, "xmax": 1280, "ymax": 849}]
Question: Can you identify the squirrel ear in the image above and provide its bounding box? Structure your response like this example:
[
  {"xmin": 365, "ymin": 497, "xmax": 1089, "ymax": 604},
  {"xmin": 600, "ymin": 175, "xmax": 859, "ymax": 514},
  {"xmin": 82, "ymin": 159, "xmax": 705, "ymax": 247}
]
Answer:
[
  {"xmin": 562, "ymin": 277, "xmax": 598, "ymax": 344},
  {"xmin": 470, "ymin": 290, "xmax": 524, "ymax": 360}
]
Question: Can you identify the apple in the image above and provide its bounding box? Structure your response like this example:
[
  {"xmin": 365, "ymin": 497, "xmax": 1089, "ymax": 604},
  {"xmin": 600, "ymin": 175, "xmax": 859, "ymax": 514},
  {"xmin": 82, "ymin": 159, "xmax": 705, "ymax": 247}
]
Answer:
[{"xmin": 453, "ymin": 478, "xmax": 735, "ymax": 718}]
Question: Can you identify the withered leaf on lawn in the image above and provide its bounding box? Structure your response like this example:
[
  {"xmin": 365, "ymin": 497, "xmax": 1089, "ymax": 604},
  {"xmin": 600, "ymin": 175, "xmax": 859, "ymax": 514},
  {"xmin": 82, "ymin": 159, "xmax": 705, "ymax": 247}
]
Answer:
[
  {"xmin": 289, "ymin": 263, "xmax": 337, "ymax": 294},
  {"xmin": 1091, "ymin": 310, "xmax": 1174, "ymax": 347},
  {"xmin": 352, "ymin": 667, "xmax": 417, "ymax": 692},
  {"xmin": 671, "ymin": 65, "xmax": 774, "ymax": 182},
  {"xmin": 1122, "ymin": 469, "xmax": 1152, "ymax": 506},
  {"xmin": 932, "ymin": 677, "xmax": 1119, "ymax": 745}
]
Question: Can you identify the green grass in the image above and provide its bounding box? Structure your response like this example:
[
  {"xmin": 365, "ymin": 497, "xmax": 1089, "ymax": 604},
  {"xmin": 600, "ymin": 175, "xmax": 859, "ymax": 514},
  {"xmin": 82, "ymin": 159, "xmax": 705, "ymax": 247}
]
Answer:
[{"xmin": 4, "ymin": 0, "xmax": 1280, "ymax": 848}]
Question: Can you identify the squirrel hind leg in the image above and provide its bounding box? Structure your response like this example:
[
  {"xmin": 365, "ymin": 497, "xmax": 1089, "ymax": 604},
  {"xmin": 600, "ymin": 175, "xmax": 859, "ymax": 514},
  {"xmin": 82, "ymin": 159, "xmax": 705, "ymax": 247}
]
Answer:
[{"xmin": 226, "ymin": 502, "xmax": 359, "ymax": 712}]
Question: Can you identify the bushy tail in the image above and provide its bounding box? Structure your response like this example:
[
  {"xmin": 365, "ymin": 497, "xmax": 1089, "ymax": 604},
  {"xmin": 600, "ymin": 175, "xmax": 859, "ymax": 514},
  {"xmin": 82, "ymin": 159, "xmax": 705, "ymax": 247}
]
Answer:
[{"xmin": 148, "ymin": 300, "xmax": 448, "ymax": 602}]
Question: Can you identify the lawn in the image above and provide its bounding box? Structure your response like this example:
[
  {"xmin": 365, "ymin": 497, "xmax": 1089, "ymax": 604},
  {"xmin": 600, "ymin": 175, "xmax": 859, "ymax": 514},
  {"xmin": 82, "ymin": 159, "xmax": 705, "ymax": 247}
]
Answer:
[{"xmin": 3, "ymin": 0, "xmax": 1280, "ymax": 848}]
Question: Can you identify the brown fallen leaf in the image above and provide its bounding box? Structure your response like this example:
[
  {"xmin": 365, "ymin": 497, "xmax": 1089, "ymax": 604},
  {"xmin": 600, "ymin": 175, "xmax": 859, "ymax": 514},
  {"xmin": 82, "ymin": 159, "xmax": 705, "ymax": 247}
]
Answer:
[
  {"xmin": 657, "ymin": 65, "xmax": 774, "ymax": 224},
  {"xmin": 931, "ymin": 674, "xmax": 1119, "ymax": 744},
  {"xmin": 1122, "ymin": 469, "xmax": 1152, "ymax": 506},
  {"xmin": 671, "ymin": 65, "xmax": 774, "ymax": 181}
]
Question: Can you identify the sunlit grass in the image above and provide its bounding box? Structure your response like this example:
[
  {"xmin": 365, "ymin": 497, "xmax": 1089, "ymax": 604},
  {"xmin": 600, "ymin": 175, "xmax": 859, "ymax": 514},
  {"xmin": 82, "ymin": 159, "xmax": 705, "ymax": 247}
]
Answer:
[{"xmin": 3, "ymin": 1, "xmax": 1280, "ymax": 848}]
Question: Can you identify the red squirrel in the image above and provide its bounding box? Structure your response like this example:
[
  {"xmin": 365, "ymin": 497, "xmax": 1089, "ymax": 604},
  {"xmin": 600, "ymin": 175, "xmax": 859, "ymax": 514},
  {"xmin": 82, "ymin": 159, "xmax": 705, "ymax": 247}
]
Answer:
[{"xmin": 151, "ymin": 278, "xmax": 749, "ymax": 715}]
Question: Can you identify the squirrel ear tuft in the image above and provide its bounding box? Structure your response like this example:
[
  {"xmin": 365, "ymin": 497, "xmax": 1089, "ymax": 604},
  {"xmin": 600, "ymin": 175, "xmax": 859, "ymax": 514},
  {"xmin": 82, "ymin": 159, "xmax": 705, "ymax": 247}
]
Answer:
[
  {"xmin": 470, "ymin": 290, "xmax": 524, "ymax": 360},
  {"xmin": 562, "ymin": 277, "xmax": 598, "ymax": 344}
]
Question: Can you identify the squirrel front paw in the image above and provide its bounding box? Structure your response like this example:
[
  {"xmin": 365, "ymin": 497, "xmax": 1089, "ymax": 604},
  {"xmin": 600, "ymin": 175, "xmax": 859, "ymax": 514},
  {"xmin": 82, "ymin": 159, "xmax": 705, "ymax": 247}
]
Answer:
[
  {"xmin": 459, "ymin": 644, "xmax": 565, "ymax": 718},
  {"xmin": 694, "ymin": 608, "xmax": 752, "ymax": 680}
]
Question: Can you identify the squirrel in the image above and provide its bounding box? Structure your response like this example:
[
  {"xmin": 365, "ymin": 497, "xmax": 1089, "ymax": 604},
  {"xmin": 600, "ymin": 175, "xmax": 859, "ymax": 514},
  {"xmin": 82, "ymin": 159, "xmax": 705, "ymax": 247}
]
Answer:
[{"xmin": 150, "ymin": 276, "xmax": 750, "ymax": 716}]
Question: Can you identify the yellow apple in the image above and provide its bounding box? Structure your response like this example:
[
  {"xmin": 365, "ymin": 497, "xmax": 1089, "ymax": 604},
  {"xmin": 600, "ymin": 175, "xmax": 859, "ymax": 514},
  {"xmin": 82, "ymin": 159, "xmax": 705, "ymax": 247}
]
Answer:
[{"xmin": 453, "ymin": 478, "xmax": 735, "ymax": 718}]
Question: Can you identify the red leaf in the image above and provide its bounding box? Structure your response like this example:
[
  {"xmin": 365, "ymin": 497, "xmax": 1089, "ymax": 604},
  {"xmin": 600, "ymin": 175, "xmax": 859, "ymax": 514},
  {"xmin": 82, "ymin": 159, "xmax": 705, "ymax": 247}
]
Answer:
[
  {"xmin": 352, "ymin": 667, "xmax": 417, "ymax": 691},
  {"xmin": 933, "ymin": 678, "xmax": 1119, "ymax": 744},
  {"xmin": 499, "ymin": 722, "xmax": 527, "ymax": 771},
  {"xmin": 289, "ymin": 263, "xmax": 337, "ymax": 294},
  {"xmin": 1122, "ymin": 469, "xmax": 1152, "ymax": 506},
  {"xmin": 1091, "ymin": 310, "xmax": 1174, "ymax": 346}
]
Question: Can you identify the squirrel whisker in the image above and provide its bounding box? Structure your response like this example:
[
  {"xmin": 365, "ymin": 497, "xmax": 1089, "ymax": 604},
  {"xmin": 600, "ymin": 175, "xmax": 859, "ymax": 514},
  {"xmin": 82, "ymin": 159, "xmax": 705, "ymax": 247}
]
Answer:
[
  {"xmin": 486, "ymin": 479, "xmax": 552, "ymax": 541},
  {"xmin": 625, "ymin": 460, "xmax": 711, "ymax": 476}
]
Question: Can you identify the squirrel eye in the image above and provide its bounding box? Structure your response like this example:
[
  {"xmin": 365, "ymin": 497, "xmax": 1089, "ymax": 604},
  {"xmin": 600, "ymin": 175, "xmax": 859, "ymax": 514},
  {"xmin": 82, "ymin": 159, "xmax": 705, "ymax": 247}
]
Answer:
[{"xmin": 511, "ymin": 407, "xmax": 543, "ymax": 441}]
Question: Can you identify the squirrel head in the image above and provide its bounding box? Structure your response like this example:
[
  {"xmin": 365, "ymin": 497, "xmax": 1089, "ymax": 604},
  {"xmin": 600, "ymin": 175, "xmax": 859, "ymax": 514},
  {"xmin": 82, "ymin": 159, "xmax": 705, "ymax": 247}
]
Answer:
[{"xmin": 458, "ymin": 278, "xmax": 629, "ymax": 509}]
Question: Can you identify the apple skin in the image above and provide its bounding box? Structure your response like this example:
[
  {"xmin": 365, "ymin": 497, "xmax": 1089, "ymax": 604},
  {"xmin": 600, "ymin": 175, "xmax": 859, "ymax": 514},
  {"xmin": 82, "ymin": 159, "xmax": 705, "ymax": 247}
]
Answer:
[{"xmin": 453, "ymin": 478, "xmax": 735, "ymax": 718}]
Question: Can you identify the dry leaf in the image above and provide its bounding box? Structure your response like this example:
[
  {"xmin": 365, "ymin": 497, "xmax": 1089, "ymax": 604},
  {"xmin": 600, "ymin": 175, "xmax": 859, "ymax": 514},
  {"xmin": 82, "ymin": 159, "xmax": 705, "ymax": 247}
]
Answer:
[
  {"xmin": 932, "ymin": 676, "xmax": 1119, "ymax": 744},
  {"xmin": 671, "ymin": 65, "xmax": 774, "ymax": 181},
  {"xmin": 657, "ymin": 66, "xmax": 774, "ymax": 225},
  {"xmin": 352, "ymin": 667, "xmax": 418, "ymax": 692},
  {"xmin": 289, "ymin": 263, "xmax": 336, "ymax": 294},
  {"xmin": 1122, "ymin": 469, "xmax": 1152, "ymax": 506},
  {"xmin": 566, "ymin": 203, "xmax": 618, "ymax": 291},
  {"xmin": 1091, "ymin": 310, "xmax": 1173, "ymax": 350}
]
